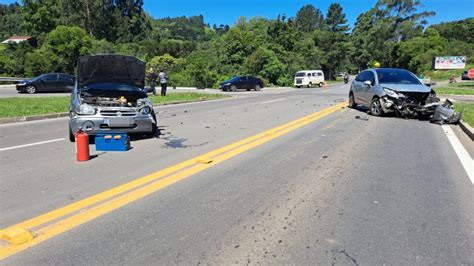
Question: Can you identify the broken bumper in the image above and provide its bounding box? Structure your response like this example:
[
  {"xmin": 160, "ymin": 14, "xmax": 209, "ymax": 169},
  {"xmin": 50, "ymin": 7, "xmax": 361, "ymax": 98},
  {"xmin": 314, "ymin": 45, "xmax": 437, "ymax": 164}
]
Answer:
[
  {"xmin": 379, "ymin": 95, "xmax": 440, "ymax": 116},
  {"xmin": 69, "ymin": 114, "xmax": 155, "ymax": 135}
]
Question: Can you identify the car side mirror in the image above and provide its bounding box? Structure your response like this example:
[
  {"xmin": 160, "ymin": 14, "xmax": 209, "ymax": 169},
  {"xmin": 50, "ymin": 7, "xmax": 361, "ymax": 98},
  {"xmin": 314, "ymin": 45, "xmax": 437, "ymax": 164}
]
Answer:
[{"xmin": 363, "ymin": 80, "xmax": 372, "ymax": 86}]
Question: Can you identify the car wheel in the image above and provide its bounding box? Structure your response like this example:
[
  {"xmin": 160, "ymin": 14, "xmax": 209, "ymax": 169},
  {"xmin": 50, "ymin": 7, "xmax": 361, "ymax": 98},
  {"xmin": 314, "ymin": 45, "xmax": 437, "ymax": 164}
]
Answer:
[
  {"xmin": 231, "ymin": 85, "xmax": 237, "ymax": 92},
  {"xmin": 348, "ymin": 92, "xmax": 357, "ymax": 108},
  {"xmin": 308, "ymin": 82, "xmax": 312, "ymax": 88},
  {"xmin": 255, "ymin": 84, "xmax": 261, "ymax": 91},
  {"xmin": 69, "ymin": 124, "xmax": 75, "ymax": 142},
  {"xmin": 319, "ymin": 82, "xmax": 324, "ymax": 87},
  {"xmin": 369, "ymin": 97, "xmax": 384, "ymax": 116},
  {"xmin": 26, "ymin": 85, "xmax": 36, "ymax": 94}
]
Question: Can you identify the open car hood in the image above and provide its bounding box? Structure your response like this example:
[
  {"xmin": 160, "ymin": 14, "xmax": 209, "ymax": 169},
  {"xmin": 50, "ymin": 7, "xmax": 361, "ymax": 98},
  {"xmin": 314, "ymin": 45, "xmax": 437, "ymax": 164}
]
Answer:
[{"xmin": 77, "ymin": 55, "xmax": 145, "ymax": 88}]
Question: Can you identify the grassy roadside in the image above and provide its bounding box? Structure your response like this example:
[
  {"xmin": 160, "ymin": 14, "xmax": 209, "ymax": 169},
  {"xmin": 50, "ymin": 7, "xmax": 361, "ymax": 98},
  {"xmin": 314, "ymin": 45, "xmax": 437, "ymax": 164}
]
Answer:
[
  {"xmin": 434, "ymin": 82, "xmax": 474, "ymax": 95},
  {"xmin": 423, "ymin": 64, "xmax": 474, "ymax": 81},
  {"xmin": 455, "ymin": 103, "xmax": 474, "ymax": 127},
  {"xmin": 0, "ymin": 93, "xmax": 228, "ymax": 119}
]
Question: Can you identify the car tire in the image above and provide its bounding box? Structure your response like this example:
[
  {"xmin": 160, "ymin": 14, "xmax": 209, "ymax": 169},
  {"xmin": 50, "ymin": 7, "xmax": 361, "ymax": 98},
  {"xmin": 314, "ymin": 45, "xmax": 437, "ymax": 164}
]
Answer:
[
  {"xmin": 308, "ymin": 82, "xmax": 312, "ymax": 88},
  {"xmin": 150, "ymin": 111, "xmax": 158, "ymax": 137},
  {"xmin": 26, "ymin": 85, "xmax": 36, "ymax": 94},
  {"xmin": 348, "ymin": 92, "xmax": 357, "ymax": 108},
  {"xmin": 255, "ymin": 85, "xmax": 261, "ymax": 91},
  {"xmin": 69, "ymin": 124, "xmax": 75, "ymax": 142},
  {"xmin": 231, "ymin": 85, "xmax": 237, "ymax": 92},
  {"xmin": 369, "ymin": 97, "xmax": 384, "ymax": 116},
  {"xmin": 319, "ymin": 82, "xmax": 324, "ymax": 87}
]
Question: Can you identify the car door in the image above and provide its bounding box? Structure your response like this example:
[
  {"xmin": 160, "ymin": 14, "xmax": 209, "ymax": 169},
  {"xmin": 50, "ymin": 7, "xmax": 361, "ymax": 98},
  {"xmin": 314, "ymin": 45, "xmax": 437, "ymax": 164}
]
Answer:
[
  {"xmin": 241, "ymin": 76, "xmax": 250, "ymax": 90},
  {"xmin": 39, "ymin": 74, "xmax": 59, "ymax": 92},
  {"xmin": 352, "ymin": 71, "xmax": 367, "ymax": 104},
  {"xmin": 361, "ymin": 71, "xmax": 376, "ymax": 103},
  {"xmin": 58, "ymin": 74, "xmax": 74, "ymax": 92}
]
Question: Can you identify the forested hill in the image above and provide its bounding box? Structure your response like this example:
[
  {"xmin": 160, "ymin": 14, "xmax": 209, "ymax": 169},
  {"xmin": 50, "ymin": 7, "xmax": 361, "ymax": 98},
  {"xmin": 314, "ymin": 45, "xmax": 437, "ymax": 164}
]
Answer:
[{"xmin": 0, "ymin": 1, "xmax": 473, "ymax": 88}]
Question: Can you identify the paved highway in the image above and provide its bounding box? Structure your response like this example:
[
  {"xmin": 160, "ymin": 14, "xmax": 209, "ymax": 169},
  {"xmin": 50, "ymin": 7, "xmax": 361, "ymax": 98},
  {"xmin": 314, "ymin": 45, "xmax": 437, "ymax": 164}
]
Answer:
[{"xmin": 1, "ymin": 83, "xmax": 473, "ymax": 264}]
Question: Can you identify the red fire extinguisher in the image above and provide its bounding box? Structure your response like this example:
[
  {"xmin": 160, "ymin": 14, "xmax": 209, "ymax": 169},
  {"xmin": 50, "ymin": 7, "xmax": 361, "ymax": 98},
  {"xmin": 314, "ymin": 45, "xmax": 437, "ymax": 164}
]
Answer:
[{"xmin": 76, "ymin": 129, "xmax": 90, "ymax": 162}]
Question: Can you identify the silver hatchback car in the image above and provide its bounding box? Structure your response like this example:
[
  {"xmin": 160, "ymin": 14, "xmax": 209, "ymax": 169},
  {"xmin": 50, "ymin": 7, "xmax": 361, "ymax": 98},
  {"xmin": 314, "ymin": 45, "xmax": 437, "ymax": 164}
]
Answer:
[
  {"xmin": 348, "ymin": 68, "xmax": 439, "ymax": 117},
  {"xmin": 68, "ymin": 55, "xmax": 156, "ymax": 142}
]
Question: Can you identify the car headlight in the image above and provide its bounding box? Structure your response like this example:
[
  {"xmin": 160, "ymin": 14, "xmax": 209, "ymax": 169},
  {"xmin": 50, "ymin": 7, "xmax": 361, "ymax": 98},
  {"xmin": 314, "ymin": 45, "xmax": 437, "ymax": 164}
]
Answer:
[
  {"xmin": 225, "ymin": 83, "xmax": 231, "ymax": 86},
  {"xmin": 140, "ymin": 106, "xmax": 151, "ymax": 115},
  {"xmin": 383, "ymin": 88, "xmax": 399, "ymax": 98},
  {"xmin": 137, "ymin": 98, "xmax": 152, "ymax": 107},
  {"xmin": 17, "ymin": 82, "xmax": 26, "ymax": 86},
  {"xmin": 75, "ymin": 104, "xmax": 96, "ymax": 115}
]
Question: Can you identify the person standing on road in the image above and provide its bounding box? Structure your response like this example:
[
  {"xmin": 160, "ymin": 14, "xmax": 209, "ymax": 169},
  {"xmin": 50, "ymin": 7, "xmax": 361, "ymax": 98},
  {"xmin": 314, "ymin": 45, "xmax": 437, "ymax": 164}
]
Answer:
[
  {"xmin": 147, "ymin": 67, "xmax": 158, "ymax": 96},
  {"xmin": 159, "ymin": 69, "xmax": 168, "ymax": 96}
]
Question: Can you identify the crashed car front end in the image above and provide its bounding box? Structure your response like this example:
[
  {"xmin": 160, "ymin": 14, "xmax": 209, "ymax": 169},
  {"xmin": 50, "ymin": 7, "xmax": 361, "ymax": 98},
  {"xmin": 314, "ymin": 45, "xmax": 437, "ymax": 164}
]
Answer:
[
  {"xmin": 379, "ymin": 88, "xmax": 440, "ymax": 117},
  {"xmin": 69, "ymin": 93, "xmax": 156, "ymax": 135},
  {"xmin": 69, "ymin": 54, "xmax": 156, "ymax": 137}
]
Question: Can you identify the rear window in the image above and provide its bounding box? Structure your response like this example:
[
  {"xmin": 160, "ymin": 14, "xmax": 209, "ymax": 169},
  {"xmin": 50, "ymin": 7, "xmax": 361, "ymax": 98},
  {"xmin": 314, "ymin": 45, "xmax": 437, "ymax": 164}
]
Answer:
[{"xmin": 375, "ymin": 69, "xmax": 421, "ymax": 85}]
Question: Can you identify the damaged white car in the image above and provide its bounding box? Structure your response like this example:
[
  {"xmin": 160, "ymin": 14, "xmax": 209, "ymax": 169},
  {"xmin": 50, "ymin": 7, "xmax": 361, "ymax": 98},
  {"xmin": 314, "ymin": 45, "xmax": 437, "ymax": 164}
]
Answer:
[
  {"xmin": 348, "ymin": 68, "xmax": 460, "ymax": 123},
  {"xmin": 68, "ymin": 55, "xmax": 156, "ymax": 142}
]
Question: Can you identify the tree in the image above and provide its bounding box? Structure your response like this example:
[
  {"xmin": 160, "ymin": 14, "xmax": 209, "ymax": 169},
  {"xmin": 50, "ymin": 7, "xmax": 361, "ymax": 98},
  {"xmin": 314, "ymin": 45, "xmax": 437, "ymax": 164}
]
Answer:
[
  {"xmin": 41, "ymin": 25, "xmax": 93, "ymax": 73},
  {"xmin": 21, "ymin": 0, "xmax": 61, "ymax": 41},
  {"xmin": 0, "ymin": 3, "xmax": 24, "ymax": 40},
  {"xmin": 352, "ymin": 0, "xmax": 435, "ymax": 69},
  {"xmin": 113, "ymin": 0, "xmax": 152, "ymax": 43},
  {"xmin": 294, "ymin": 4, "xmax": 324, "ymax": 32},
  {"xmin": 429, "ymin": 18, "xmax": 474, "ymax": 44},
  {"xmin": 325, "ymin": 3, "xmax": 349, "ymax": 32},
  {"xmin": 245, "ymin": 47, "xmax": 285, "ymax": 85}
]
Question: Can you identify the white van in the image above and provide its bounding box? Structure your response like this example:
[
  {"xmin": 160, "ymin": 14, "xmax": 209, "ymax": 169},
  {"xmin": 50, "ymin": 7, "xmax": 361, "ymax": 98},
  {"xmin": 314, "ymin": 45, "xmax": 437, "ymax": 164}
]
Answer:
[{"xmin": 294, "ymin": 70, "xmax": 325, "ymax": 88}]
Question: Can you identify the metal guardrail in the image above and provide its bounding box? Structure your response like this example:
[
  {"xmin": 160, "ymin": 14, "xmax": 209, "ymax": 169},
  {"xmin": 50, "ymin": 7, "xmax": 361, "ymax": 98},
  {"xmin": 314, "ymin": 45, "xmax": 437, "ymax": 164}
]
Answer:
[{"xmin": 0, "ymin": 77, "xmax": 28, "ymax": 83}]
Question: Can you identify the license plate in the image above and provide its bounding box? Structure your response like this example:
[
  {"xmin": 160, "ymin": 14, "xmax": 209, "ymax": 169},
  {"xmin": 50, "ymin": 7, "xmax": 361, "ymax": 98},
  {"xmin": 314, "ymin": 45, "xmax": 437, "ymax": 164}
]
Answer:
[{"xmin": 108, "ymin": 117, "xmax": 134, "ymax": 127}]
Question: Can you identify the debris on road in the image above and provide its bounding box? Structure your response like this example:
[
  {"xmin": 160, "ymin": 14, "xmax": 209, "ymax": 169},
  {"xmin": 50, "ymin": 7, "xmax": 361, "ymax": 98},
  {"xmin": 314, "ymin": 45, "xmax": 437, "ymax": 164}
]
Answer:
[
  {"xmin": 430, "ymin": 99, "xmax": 462, "ymax": 125},
  {"xmin": 355, "ymin": 115, "xmax": 369, "ymax": 121}
]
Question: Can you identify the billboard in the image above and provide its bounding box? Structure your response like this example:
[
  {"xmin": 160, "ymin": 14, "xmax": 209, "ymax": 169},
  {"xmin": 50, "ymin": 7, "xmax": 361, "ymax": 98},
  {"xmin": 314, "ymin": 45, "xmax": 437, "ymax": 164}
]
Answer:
[{"xmin": 434, "ymin": 56, "xmax": 466, "ymax": 70}]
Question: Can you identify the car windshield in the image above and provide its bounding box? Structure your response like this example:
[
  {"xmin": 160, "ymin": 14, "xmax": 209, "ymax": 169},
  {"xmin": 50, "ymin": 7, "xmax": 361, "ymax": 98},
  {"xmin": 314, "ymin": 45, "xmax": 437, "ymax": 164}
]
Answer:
[
  {"xmin": 295, "ymin": 72, "xmax": 306, "ymax": 77},
  {"xmin": 376, "ymin": 69, "xmax": 421, "ymax": 85}
]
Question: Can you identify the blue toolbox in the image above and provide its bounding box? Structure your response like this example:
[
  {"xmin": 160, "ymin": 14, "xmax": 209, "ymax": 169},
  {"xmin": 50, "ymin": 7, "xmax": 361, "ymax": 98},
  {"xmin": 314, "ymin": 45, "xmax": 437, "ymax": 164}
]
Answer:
[{"xmin": 95, "ymin": 132, "xmax": 130, "ymax": 152}]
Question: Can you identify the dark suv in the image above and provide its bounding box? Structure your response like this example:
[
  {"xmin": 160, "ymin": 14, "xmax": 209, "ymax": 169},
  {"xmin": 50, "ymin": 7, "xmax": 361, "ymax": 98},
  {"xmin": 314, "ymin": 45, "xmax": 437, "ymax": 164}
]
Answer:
[
  {"xmin": 16, "ymin": 73, "xmax": 75, "ymax": 94},
  {"xmin": 219, "ymin": 76, "xmax": 264, "ymax": 92}
]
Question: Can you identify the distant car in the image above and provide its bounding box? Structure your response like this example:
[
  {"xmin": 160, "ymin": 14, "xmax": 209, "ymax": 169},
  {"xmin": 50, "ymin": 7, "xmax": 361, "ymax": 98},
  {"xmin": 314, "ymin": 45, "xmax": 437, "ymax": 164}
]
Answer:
[
  {"xmin": 461, "ymin": 69, "xmax": 474, "ymax": 80},
  {"xmin": 294, "ymin": 70, "xmax": 325, "ymax": 88},
  {"xmin": 68, "ymin": 55, "xmax": 156, "ymax": 142},
  {"xmin": 16, "ymin": 73, "xmax": 75, "ymax": 94},
  {"xmin": 348, "ymin": 68, "xmax": 439, "ymax": 117},
  {"xmin": 219, "ymin": 76, "xmax": 264, "ymax": 92}
]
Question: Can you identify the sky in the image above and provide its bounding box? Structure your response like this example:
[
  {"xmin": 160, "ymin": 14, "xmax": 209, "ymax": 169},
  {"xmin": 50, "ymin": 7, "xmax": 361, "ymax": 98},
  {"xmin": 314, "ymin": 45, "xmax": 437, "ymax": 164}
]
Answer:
[{"xmin": 2, "ymin": 0, "xmax": 474, "ymax": 29}]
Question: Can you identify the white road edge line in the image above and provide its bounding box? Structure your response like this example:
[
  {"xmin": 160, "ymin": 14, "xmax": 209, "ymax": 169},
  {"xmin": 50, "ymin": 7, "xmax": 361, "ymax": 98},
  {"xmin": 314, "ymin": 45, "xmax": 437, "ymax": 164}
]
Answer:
[
  {"xmin": 0, "ymin": 138, "xmax": 65, "ymax": 152},
  {"xmin": 260, "ymin": 98, "xmax": 287, "ymax": 104},
  {"xmin": 441, "ymin": 125, "xmax": 474, "ymax": 184}
]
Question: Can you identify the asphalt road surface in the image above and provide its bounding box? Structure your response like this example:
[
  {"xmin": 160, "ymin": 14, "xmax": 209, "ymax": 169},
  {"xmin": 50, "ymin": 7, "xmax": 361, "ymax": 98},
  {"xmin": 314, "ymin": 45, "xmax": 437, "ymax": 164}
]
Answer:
[{"xmin": 1, "ymin": 83, "xmax": 473, "ymax": 265}]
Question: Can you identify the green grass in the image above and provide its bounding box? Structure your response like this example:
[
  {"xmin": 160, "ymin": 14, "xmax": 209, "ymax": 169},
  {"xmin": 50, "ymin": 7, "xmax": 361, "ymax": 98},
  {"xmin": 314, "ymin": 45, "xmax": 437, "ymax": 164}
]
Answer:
[
  {"xmin": 423, "ymin": 64, "xmax": 474, "ymax": 81},
  {"xmin": 0, "ymin": 97, "xmax": 70, "ymax": 118},
  {"xmin": 455, "ymin": 103, "xmax": 474, "ymax": 127},
  {"xmin": 449, "ymin": 82, "xmax": 474, "ymax": 88},
  {"xmin": 434, "ymin": 88, "xmax": 474, "ymax": 95},
  {"xmin": 0, "ymin": 93, "xmax": 228, "ymax": 119},
  {"xmin": 434, "ymin": 82, "xmax": 474, "ymax": 95}
]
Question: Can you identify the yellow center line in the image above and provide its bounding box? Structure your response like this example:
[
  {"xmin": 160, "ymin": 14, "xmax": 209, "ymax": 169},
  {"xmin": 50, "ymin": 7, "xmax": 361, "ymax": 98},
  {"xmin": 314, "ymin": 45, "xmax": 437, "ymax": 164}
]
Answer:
[{"xmin": 0, "ymin": 102, "xmax": 346, "ymax": 260}]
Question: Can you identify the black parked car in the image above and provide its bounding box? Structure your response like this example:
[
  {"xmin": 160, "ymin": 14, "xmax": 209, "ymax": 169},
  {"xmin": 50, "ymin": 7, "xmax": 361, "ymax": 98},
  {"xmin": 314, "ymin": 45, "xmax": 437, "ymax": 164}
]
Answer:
[
  {"xmin": 219, "ymin": 76, "xmax": 264, "ymax": 92},
  {"xmin": 16, "ymin": 73, "xmax": 75, "ymax": 94}
]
